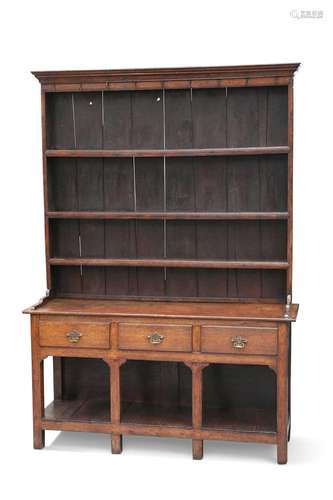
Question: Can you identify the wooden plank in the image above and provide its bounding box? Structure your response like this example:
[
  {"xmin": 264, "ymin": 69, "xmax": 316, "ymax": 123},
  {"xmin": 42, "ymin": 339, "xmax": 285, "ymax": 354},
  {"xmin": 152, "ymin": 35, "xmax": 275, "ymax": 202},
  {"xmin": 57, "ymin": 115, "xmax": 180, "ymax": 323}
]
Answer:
[
  {"xmin": 106, "ymin": 268, "xmax": 131, "ymax": 296},
  {"xmin": 79, "ymin": 220, "xmax": 105, "ymax": 257},
  {"xmin": 227, "ymin": 157, "xmax": 261, "ymax": 211},
  {"xmin": 82, "ymin": 267, "xmax": 106, "ymax": 295},
  {"xmin": 77, "ymin": 158, "xmax": 104, "ymax": 210},
  {"xmin": 197, "ymin": 269, "xmax": 228, "ymax": 298},
  {"xmin": 260, "ymin": 155, "xmax": 288, "ymax": 211},
  {"xmin": 166, "ymin": 221, "xmax": 196, "ymax": 259},
  {"xmin": 192, "ymin": 88, "xmax": 227, "ymax": 148},
  {"xmin": 262, "ymin": 270, "xmax": 286, "ymax": 300},
  {"xmin": 228, "ymin": 270, "xmax": 262, "ymax": 298},
  {"xmin": 50, "ymin": 219, "xmax": 80, "ymax": 257},
  {"xmin": 165, "ymin": 89, "xmax": 192, "ymax": 148},
  {"xmin": 137, "ymin": 268, "xmax": 165, "ymax": 297},
  {"xmin": 46, "ymin": 93, "xmax": 75, "ymax": 149},
  {"xmin": 103, "ymin": 91, "xmax": 131, "ymax": 148},
  {"xmin": 103, "ymin": 158, "xmax": 134, "ymax": 211},
  {"xmin": 136, "ymin": 221, "xmax": 164, "ymax": 258},
  {"xmin": 227, "ymin": 88, "xmax": 259, "ymax": 147},
  {"xmin": 194, "ymin": 157, "xmax": 228, "ymax": 211},
  {"xmin": 135, "ymin": 158, "xmax": 164, "ymax": 210},
  {"xmin": 166, "ymin": 269, "xmax": 197, "ymax": 297},
  {"xmin": 74, "ymin": 92, "xmax": 103, "ymax": 148},
  {"xmin": 261, "ymin": 221, "xmax": 287, "ymax": 261},
  {"xmin": 47, "ymin": 211, "xmax": 289, "ymax": 220},
  {"xmin": 51, "ymin": 266, "xmax": 82, "ymax": 294},
  {"xmin": 49, "ymin": 257, "xmax": 289, "ymax": 269},
  {"xmin": 228, "ymin": 221, "xmax": 261, "ymax": 260},
  {"xmin": 196, "ymin": 221, "xmax": 228, "ymax": 259},
  {"xmin": 46, "ymin": 146, "xmax": 289, "ymax": 157},
  {"xmin": 105, "ymin": 220, "xmax": 136, "ymax": 258},
  {"xmin": 47, "ymin": 158, "xmax": 78, "ymax": 211},
  {"xmin": 267, "ymin": 87, "xmax": 288, "ymax": 146},
  {"xmin": 131, "ymin": 90, "xmax": 163, "ymax": 148},
  {"xmin": 166, "ymin": 158, "xmax": 195, "ymax": 211}
]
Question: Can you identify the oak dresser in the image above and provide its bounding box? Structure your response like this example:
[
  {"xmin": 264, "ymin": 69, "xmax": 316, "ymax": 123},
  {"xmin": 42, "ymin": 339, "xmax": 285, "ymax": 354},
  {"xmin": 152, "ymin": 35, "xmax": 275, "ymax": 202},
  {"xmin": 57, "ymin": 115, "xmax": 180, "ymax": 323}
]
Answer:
[{"xmin": 24, "ymin": 63, "xmax": 300, "ymax": 463}]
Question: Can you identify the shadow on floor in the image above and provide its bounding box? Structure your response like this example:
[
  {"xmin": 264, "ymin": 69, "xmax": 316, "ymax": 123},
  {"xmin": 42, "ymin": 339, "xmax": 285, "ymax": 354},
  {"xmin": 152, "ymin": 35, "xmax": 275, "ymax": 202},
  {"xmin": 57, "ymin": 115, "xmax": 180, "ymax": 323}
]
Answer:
[{"xmin": 45, "ymin": 431, "xmax": 318, "ymax": 464}]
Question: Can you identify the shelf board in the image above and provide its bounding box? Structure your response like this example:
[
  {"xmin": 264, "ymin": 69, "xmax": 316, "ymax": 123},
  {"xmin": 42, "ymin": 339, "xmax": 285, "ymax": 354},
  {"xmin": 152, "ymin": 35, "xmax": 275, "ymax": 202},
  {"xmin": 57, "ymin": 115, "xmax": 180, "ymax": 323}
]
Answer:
[
  {"xmin": 47, "ymin": 211, "xmax": 288, "ymax": 221},
  {"xmin": 43, "ymin": 400, "xmax": 275, "ymax": 434},
  {"xmin": 49, "ymin": 257, "xmax": 289, "ymax": 270},
  {"xmin": 121, "ymin": 402, "xmax": 192, "ymax": 428},
  {"xmin": 44, "ymin": 398, "xmax": 110, "ymax": 423},
  {"xmin": 203, "ymin": 407, "xmax": 276, "ymax": 434},
  {"xmin": 46, "ymin": 146, "xmax": 289, "ymax": 158}
]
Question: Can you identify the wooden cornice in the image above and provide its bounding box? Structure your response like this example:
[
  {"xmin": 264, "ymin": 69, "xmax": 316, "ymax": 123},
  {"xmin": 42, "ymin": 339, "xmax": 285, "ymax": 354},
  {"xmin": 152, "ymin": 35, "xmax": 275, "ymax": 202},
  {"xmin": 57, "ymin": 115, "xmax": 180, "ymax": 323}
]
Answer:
[{"xmin": 32, "ymin": 63, "xmax": 300, "ymax": 86}]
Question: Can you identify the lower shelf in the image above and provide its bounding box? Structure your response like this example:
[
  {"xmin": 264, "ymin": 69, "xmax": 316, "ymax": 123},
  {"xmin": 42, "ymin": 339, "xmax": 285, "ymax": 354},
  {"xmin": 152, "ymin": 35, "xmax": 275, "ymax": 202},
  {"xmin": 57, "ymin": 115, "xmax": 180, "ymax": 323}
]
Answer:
[
  {"xmin": 121, "ymin": 402, "xmax": 192, "ymax": 428},
  {"xmin": 203, "ymin": 407, "xmax": 276, "ymax": 433},
  {"xmin": 44, "ymin": 398, "xmax": 110, "ymax": 423},
  {"xmin": 44, "ymin": 399, "xmax": 275, "ymax": 434}
]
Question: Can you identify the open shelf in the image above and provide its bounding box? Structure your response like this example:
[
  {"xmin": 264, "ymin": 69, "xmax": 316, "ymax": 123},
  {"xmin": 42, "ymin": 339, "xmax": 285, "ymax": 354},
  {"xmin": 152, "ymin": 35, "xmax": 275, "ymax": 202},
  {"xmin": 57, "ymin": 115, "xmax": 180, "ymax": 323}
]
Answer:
[
  {"xmin": 121, "ymin": 402, "xmax": 192, "ymax": 428},
  {"xmin": 46, "ymin": 146, "xmax": 289, "ymax": 158},
  {"xmin": 44, "ymin": 398, "xmax": 110, "ymax": 423},
  {"xmin": 203, "ymin": 363, "xmax": 277, "ymax": 435},
  {"xmin": 45, "ymin": 83, "xmax": 290, "ymax": 303},
  {"xmin": 120, "ymin": 360, "xmax": 192, "ymax": 428},
  {"xmin": 203, "ymin": 408, "xmax": 276, "ymax": 434},
  {"xmin": 49, "ymin": 258, "xmax": 289, "ymax": 269},
  {"xmin": 47, "ymin": 211, "xmax": 289, "ymax": 220}
]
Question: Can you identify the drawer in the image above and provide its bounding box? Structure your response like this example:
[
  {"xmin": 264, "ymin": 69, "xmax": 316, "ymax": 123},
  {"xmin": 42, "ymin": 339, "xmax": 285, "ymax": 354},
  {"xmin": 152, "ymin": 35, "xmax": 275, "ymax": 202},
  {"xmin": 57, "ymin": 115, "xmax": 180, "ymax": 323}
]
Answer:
[
  {"xmin": 118, "ymin": 323, "xmax": 192, "ymax": 352},
  {"xmin": 201, "ymin": 325, "xmax": 277, "ymax": 355},
  {"xmin": 39, "ymin": 321, "xmax": 110, "ymax": 349}
]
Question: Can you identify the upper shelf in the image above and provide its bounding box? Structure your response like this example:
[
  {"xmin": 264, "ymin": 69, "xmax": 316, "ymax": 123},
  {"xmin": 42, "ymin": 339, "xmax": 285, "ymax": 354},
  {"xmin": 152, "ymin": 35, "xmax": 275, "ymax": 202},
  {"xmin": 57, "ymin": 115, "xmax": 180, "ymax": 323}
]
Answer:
[{"xmin": 46, "ymin": 147, "xmax": 289, "ymax": 158}]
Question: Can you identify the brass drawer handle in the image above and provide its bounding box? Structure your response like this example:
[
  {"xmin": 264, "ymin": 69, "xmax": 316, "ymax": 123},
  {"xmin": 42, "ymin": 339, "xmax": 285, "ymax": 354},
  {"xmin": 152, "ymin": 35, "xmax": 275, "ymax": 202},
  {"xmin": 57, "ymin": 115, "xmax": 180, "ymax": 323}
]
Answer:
[
  {"xmin": 66, "ymin": 330, "xmax": 82, "ymax": 343},
  {"xmin": 147, "ymin": 332, "xmax": 165, "ymax": 344},
  {"xmin": 231, "ymin": 336, "xmax": 248, "ymax": 349}
]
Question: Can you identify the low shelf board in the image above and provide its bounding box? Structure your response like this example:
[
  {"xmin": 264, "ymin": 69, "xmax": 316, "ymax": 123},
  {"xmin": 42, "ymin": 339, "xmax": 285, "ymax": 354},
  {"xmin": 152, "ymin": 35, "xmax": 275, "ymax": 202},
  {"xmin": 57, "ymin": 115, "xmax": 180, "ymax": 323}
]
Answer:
[{"xmin": 25, "ymin": 63, "xmax": 300, "ymax": 463}]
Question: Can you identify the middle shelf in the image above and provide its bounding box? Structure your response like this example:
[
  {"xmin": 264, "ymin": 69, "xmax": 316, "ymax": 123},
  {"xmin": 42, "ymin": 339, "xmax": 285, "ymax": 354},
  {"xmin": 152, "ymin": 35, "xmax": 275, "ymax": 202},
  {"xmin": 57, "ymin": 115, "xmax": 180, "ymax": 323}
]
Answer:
[
  {"xmin": 49, "ymin": 258, "xmax": 289, "ymax": 270},
  {"xmin": 47, "ymin": 211, "xmax": 289, "ymax": 220},
  {"xmin": 45, "ymin": 146, "xmax": 289, "ymax": 158}
]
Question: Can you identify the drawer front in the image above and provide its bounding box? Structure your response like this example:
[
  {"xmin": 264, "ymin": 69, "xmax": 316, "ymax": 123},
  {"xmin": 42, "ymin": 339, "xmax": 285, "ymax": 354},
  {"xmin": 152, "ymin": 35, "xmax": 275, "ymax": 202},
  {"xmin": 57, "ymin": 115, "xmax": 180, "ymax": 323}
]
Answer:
[
  {"xmin": 39, "ymin": 321, "xmax": 110, "ymax": 349},
  {"xmin": 118, "ymin": 323, "xmax": 192, "ymax": 352},
  {"xmin": 201, "ymin": 325, "xmax": 277, "ymax": 355}
]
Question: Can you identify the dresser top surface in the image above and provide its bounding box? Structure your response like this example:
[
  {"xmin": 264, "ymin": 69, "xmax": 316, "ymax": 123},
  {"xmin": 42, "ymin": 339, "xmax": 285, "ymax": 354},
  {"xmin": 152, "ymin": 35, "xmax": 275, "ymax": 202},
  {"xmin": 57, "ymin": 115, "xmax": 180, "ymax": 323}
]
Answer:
[{"xmin": 24, "ymin": 298, "xmax": 298, "ymax": 322}]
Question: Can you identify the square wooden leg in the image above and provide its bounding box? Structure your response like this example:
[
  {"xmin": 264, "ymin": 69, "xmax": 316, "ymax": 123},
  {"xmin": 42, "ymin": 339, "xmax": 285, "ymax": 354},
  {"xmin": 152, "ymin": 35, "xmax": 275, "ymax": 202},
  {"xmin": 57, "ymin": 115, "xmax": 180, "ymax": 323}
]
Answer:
[
  {"xmin": 192, "ymin": 439, "xmax": 203, "ymax": 460},
  {"xmin": 111, "ymin": 434, "xmax": 123, "ymax": 454},
  {"xmin": 277, "ymin": 323, "xmax": 289, "ymax": 465},
  {"xmin": 34, "ymin": 428, "xmax": 45, "ymax": 449},
  {"xmin": 31, "ymin": 317, "xmax": 45, "ymax": 450},
  {"xmin": 277, "ymin": 438, "xmax": 288, "ymax": 464}
]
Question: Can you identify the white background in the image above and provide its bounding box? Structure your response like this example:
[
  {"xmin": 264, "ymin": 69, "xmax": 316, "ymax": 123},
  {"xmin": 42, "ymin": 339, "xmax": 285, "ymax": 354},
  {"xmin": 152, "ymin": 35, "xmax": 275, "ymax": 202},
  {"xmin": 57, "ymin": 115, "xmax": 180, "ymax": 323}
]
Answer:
[{"xmin": 1, "ymin": 1, "xmax": 332, "ymax": 498}]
